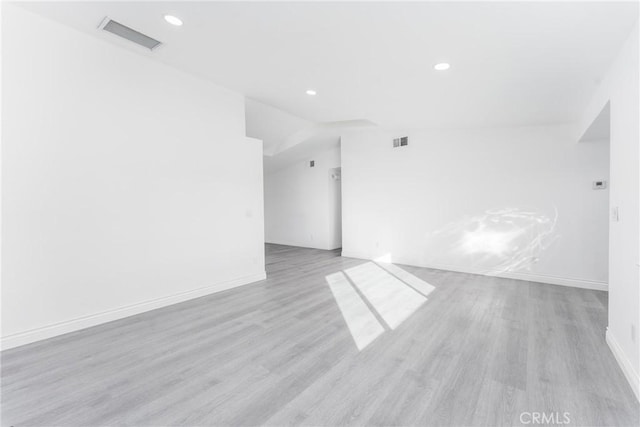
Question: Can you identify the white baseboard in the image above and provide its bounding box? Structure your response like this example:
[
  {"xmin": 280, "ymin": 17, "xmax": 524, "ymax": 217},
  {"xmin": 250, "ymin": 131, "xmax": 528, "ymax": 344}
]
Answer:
[
  {"xmin": 0, "ymin": 271, "xmax": 266, "ymax": 351},
  {"xmin": 606, "ymin": 328, "xmax": 640, "ymax": 402},
  {"xmin": 340, "ymin": 251, "xmax": 607, "ymax": 291},
  {"xmin": 266, "ymin": 240, "xmax": 340, "ymax": 251}
]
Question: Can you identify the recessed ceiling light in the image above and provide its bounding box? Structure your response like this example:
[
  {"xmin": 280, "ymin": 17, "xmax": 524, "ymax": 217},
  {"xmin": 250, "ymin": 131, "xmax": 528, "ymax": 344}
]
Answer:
[
  {"xmin": 306, "ymin": 89, "xmax": 317, "ymax": 96},
  {"xmin": 434, "ymin": 63, "xmax": 450, "ymax": 71},
  {"xmin": 164, "ymin": 15, "xmax": 183, "ymax": 26}
]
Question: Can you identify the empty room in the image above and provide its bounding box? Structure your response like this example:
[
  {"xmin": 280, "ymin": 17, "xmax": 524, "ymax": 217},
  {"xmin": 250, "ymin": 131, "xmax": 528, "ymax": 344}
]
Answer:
[{"xmin": 2, "ymin": 1, "xmax": 639, "ymax": 426}]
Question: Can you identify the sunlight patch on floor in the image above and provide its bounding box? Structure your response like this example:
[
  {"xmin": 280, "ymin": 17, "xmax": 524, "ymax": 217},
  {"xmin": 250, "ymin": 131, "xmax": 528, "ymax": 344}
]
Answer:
[
  {"xmin": 326, "ymin": 271, "xmax": 385, "ymax": 351},
  {"xmin": 344, "ymin": 263, "xmax": 427, "ymax": 330},
  {"xmin": 326, "ymin": 262, "xmax": 437, "ymax": 350},
  {"xmin": 376, "ymin": 262, "xmax": 435, "ymax": 297}
]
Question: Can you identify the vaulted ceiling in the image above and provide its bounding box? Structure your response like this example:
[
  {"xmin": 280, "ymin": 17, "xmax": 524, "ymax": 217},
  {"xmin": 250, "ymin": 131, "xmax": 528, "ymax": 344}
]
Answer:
[
  {"xmin": 21, "ymin": 1, "xmax": 638, "ymax": 129},
  {"xmin": 20, "ymin": 1, "xmax": 638, "ymax": 169}
]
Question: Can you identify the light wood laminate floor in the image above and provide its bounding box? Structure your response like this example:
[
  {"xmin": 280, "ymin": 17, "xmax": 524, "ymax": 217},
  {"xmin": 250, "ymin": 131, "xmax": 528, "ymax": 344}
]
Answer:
[{"xmin": 2, "ymin": 244, "xmax": 639, "ymax": 426}]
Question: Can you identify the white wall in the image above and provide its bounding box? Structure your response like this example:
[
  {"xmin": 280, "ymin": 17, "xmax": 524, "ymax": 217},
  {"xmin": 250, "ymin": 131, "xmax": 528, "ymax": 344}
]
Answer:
[
  {"xmin": 341, "ymin": 124, "xmax": 610, "ymax": 289},
  {"xmin": 264, "ymin": 146, "xmax": 341, "ymax": 250},
  {"xmin": 579, "ymin": 22, "xmax": 640, "ymax": 400},
  {"xmin": 1, "ymin": 5, "xmax": 265, "ymax": 349},
  {"xmin": 245, "ymin": 98, "xmax": 313, "ymax": 156}
]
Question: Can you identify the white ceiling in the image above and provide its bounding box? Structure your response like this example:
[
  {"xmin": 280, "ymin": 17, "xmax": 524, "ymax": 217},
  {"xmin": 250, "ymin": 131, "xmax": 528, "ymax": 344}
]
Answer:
[
  {"xmin": 263, "ymin": 134, "xmax": 340, "ymax": 174},
  {"xmin": 247, "ymin": 98, "xmax": 377, "ymax": 172},
  {"xmin": 245, "ymin": 99, "xmax": 313, "ymax": 155},
  {"xmin": 20, "ymin": 1, "xmax": 639, "ymax": 131},
  {"xmin": 579, "ymin": 101, "xmax": 610, "ymax": 142}
]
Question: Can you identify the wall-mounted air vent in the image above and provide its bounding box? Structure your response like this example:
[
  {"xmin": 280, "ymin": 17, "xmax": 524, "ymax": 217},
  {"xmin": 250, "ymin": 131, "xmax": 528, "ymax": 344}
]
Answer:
[
  {"xmin": 393, "ymin": 136, "xmax": 409, "ymax": 148},
  {"xmin": 98, "ymin": 17, "xmax": 162, "ymax": 51}
]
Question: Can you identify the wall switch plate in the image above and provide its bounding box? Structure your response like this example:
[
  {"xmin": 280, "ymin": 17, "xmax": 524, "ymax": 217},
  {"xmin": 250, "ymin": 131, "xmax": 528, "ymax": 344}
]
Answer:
[
  {"xmin": 611, "ymin": 206, "xmax": 620, "ymax": 222},
  {"xmin": 593, "ymin": 180, "xmax": 607, "ymax": 189}
]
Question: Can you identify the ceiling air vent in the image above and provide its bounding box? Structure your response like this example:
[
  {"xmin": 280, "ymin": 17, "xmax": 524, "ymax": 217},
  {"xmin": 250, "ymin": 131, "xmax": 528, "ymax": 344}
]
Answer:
[{"xmin": 98, "ymin": 17, "xmax": 162, "ymax": 51}]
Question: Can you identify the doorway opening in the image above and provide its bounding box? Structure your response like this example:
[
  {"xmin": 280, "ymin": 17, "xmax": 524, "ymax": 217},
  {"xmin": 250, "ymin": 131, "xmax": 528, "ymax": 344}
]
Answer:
[
  {"xmin": 329, "ymin": 167, "xmax": 343, "ymax": 252},
  {"xmin": 263, "ymin": 142, "xmax": 343, "ymax": 254}
]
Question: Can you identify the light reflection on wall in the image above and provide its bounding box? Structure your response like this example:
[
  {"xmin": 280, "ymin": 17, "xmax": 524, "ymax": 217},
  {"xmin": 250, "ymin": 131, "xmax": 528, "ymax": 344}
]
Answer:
[{"xmin": 430, "ymin": 207, "xmax": 559, "ymax": 274}]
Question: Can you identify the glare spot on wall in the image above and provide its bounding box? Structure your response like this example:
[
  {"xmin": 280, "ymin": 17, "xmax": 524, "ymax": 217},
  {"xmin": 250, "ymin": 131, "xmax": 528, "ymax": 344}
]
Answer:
[{"xmin": 430, "ymin": 207, "xmax": 559, "ymax": 274}]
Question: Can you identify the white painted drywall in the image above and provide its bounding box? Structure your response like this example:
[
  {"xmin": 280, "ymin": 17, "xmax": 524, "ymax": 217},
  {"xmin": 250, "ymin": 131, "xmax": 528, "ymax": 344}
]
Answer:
[
  {"xmin": 1, "ymin": 5, "xmax": 265, "ymax": 348},
  {"xmin": 19, "ymin": 2, "xmax": 639, "ymax": 130},
  {"xmin": 341, "ymin": 124, "xmax": 610, "ymax": 290},
  {"xmin": 579, "ymin": 22, "xmax": 640, "ymax": 399},
  {"xmin": 264, "ymin": 146, "xmax": 341, "ymax": 250},
  {"xmin": 246, "ymin": 98, "xmax": 314, "ymax": 156}
]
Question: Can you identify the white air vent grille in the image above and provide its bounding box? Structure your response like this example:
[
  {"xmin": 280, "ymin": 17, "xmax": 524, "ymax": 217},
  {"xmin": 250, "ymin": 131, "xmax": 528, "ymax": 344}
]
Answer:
[
  {"xmin": 99, "ymin": 17, "xmax": 162, "ymax": 50},
  {"xmin": 393, "ymin": 136, "xmax": 409, "ymax": 148}
]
